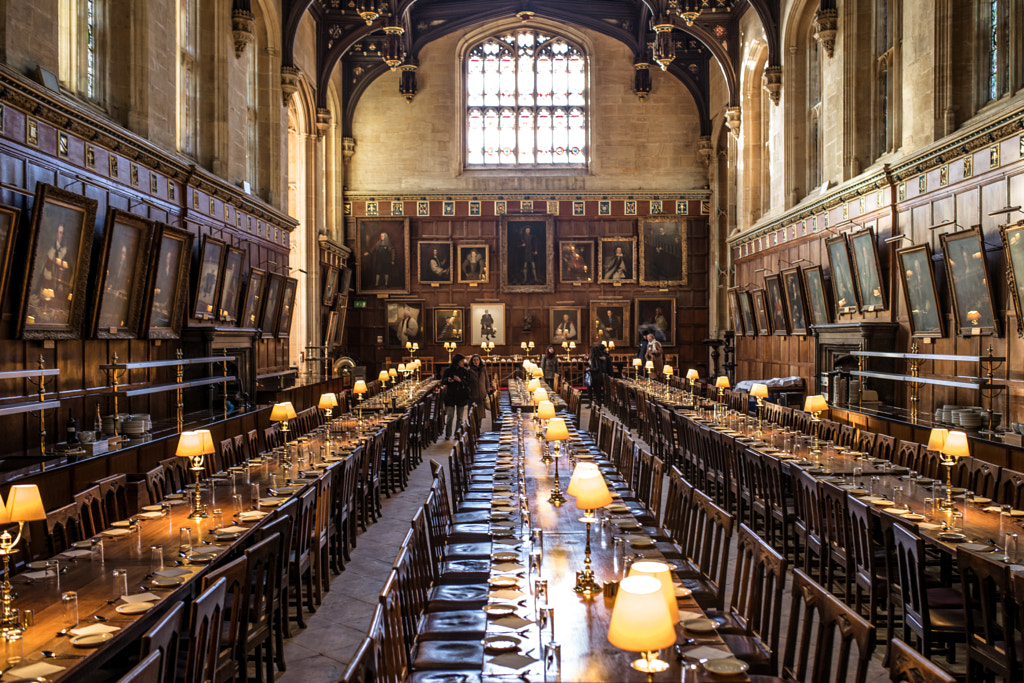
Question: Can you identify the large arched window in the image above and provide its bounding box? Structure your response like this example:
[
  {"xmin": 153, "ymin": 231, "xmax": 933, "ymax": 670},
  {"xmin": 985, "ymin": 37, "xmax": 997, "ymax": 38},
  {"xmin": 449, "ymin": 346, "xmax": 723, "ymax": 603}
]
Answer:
[
  {"xmin": 807, "ymin": 28, "xmax": 821, "ymax": 192},
  {"xmin": 177, "ymin": 0, "xmax": 198, "ymax": 157},
  {"xmin": 873, "ymin": 0, "xmax": 901, "ymax": 159},
  {"xmin": 465, "ymin": 29, "xmax": 587, "ymax": 167},
  {"xmin": 59, "ymin": 0, "xmax": 104, "ymax": 103}
]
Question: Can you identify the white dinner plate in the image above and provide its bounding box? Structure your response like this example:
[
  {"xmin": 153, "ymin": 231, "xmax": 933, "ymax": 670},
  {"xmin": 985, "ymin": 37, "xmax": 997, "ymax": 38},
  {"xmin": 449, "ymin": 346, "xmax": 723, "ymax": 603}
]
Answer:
[
  {"xmin": 116, "ymin": 602, "xmax": 154, "ymax": 615},
  {"xmin": 101, "ymin": 528, "xmax": 131, "ymax": 537},
  {"xmin": 703, "ymin": 658, "xmax": 750, "ymax": 676},
  {"xmin": 683, "ymin": 618, "xmax": 719, "ymax": 634},
  {"xmin": 151, "ymin": 575, "xmax": 185, "ymax": 587},
  {"xmin": 141, "ymin": 505, "xmax": 163, "ymax": 512},
  {"xmin": 71, "ymin": 633, "xmax": 114, "ymax": 648}
]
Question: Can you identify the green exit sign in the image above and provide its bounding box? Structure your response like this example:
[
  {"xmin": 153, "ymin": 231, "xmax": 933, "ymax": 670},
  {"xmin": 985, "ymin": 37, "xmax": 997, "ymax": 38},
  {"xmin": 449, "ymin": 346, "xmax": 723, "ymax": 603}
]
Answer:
[{"xmin": 353, "ymin": 300, "xmax": 367, "ymax": 309}]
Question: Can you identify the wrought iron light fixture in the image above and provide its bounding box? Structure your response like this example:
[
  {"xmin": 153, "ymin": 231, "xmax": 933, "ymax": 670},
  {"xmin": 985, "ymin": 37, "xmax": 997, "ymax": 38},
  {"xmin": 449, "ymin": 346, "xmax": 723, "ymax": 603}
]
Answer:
[
  {"xmin": 652, "ymin": 18, "xmax": 676, "ymax": 71},
  {"xmin": 357, "ymin": 0, "xmax": 381, "ymax": 25},
  {"xmin": 382, "ymin": 22, "xmax": 405, "ymax": 71}
]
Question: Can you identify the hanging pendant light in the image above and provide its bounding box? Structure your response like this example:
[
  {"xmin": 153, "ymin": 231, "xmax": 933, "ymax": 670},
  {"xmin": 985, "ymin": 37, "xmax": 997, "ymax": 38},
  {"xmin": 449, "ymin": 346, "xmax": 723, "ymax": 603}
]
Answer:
[
  {"xmin": 633, "ymin": 60, "xmax": 651, "ymax": 100},
  {"xmin": 399, "ymin": 62, "xmax": 418, "ymax": 102},
  {"xmin": 652, "ymin": 18, "xmax": 676, "ymax": 71},
  {"xmin": 382, "ymin": 23, "xmax": 405, "ymax": 71},
  {"xmin": 357, "ymin": 0, "xmax": 381, "ymax": 25},
  {"xmin": 678, "ymin": 0, "xmax": 709, "ymax": 27}
]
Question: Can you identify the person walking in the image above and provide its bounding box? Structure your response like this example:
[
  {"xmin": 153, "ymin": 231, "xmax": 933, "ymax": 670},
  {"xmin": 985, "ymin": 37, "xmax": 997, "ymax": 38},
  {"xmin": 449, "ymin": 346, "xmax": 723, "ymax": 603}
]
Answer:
[
  {"xmin": 441, "ymin": 353, "xmax": 471, "ymax": 440},
  {"xmin": 467, "ymin": 354, "xmax": 492, "ymax": 426},
  {"xmin": 589, "ymin": 343, "xmax": 612, "ymax": 407},
  {"xmin": 644, "ymin": 330, "xmax": 664, "ymax": 377},
  {"xmin": 540, "ymin": 345, "xmax": 559, "ymax": 387}
]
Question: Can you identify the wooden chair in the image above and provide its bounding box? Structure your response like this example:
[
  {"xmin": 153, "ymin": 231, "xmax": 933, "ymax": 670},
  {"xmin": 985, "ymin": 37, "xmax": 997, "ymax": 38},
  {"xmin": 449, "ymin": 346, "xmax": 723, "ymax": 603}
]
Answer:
[
  {"xmin": 314, "ymin": 468, "xmax": 336, "ymax": 599},
  {"xmin": 202, "ymin": 557, "xmax": 250, "ymax": 683},
  {"xmin": 780, "ymin": 569, "xmax": 876, "ymax": 682},
  {"xmin": 144, "ymin": 466, "xmax": 171, "ymax": 506},
  {"xmin": 93, "ymin": 473, "xmax": 130, "ymax": 522},
  {"xmin": 855, "ymin": 430, "xmax": 876, "ymax": 457},
  {"xmin": 244, "ymin": 532, "xmax": 283, "ymax": 683},
  {"xmin": 118, "ymin": 650, "xmax": 163, "ymax": 683},
  {"xmin": 894, "ymin": 441, "xmax": 922, "ymax": 470},
  {"xmin": 161, "ymin": 456, "xmax": 190, "ymax": 494},
  {"xmin": 140, "ymin": 601, "xmax": 185, "ymax": 683},
  {"xmin": 957, "ymin": 546, "xmax": 1020, "ymax": 680},
  {"xmin": 44, "ymin": 503, "xmax": 83, "ymax": 556},
  {"xmin": 219, "ymin": 438, "xmax": 237, "ymax": 473},
  {"xmin": 762, "ymin": 453, "xmax": 797, "ymax": 563},
  {"xmin": 885, "ymin": 637, "xmax": 956, "ymax": 683},
  {"xmin": 289, "ymin": 486, "xmax": 318, "ymax": 629},
  {"xmin": 838, "ymin": 423, "xmax": 857, "ymax": 448},
  {"xmin": 245, "ymin": 429, "xmax": 261, "ymax": 459},
  {"xmin": 256, "ymin": 511, "xmax": 294, "ymax": 669},
  {"xmin": 874, "ymin": 433, "xmax": 896, "ymax": 461},
  {"xmin": 74, "ymin": 484, "xmax": 107, "ymax": 537},
  {"xmin": 341, "ymin": 609, "xmax": 381, "ymax": 683},
  {"xmin": 184, "ymin": 577, "xmax": 227, "ymax": 683},
  {"xmin": 847, "ymin": 496, "xmax": 886, "ymax": 628},
  {"xmin": 791, "ymin": 468, "xmax": 824, "ymax": 581},
  {"xmin": 998, "ymin": 467, "xmax": 1024, "ymax": 508},
  {"xmin": 820, "ymin": 479, "xmax": 854, "ymax": 600},
  {"xmin": 232, "ymin": 434, "xmax": 247, "ymax": 466},
  {"xmin": 676, "ymin": 489, "xmax": 734, "ymax": 611}
]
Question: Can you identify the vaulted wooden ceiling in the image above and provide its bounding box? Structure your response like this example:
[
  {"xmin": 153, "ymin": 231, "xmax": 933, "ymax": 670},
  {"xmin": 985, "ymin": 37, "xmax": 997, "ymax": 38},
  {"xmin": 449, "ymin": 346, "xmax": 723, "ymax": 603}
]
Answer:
[{"xmin": 280, "ymin": 0, "xmax": 781, "ymax": 137}]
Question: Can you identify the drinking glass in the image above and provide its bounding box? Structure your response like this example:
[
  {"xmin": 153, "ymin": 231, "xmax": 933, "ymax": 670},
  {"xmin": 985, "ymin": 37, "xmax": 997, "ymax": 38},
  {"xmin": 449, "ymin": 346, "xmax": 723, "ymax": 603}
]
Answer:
[
  {"xmin": 541, "ymin": 605, "xmax": 555, "ymax": 641},
  {"xmin": 534, "ymin": 578, "xmax": 548, "ymax": 610},
  {"xmin": 2, "ymin": 633, "xmax": 24, "ymax": 670},
  {"xmin": 852, "ymin": 466, "xmax": 863, "ymax": 488},
  {"xmin": 211, "ymin": 509, "xmax": 224, "ymax": 530},
  {"xmin": 232, "ymin": 494, "xmax": 244, "ymax": 516},
  {"xmin": 112, "ymin": 568, "xmax": 129, "ymax": 599},
  {"xmin": 179, "ymin": 527, "xmax": 193, "ymax": 559},
  {"xmin": 251, "ymin": 483, "xmax": 261, "ymax": 510},
  {"xmin": 1005, "ymin": 533, "xmax": 1018, "ymax": 564},
  {"xmin": 91, "ymin": 538, "xmax": 105, "ymax": 565},
  {"xmin": 544, "ymin": 641, "xmax": 561, "ymax": 681},
  {"xmin": 150, "ymin": 545, "xmax": 164, "ymax": 573},
  {"xmin": 529, "ymin": 549, "xmax": 542, "ymax": 579},
  {"xmin": 61, "ymin": 591, "xmax": 79, "ymax": 629}
]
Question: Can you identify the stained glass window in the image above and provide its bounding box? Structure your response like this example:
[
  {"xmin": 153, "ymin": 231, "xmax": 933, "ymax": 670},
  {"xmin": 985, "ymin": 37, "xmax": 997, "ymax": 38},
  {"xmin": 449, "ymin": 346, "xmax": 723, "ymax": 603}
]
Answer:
[
  {"xmin": 988, "ymin": 0, "xmax": 999, "ymax": 101},
  {"xmin": 466, "ymin": 30, "xmax": 586, "ymax": 167}
]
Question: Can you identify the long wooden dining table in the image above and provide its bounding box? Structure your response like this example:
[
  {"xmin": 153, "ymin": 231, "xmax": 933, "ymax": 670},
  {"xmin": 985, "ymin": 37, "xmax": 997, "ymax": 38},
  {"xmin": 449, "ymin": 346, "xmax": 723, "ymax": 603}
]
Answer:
[{"xmin": 1, "ymin": 411, "xmax": 399, "ymax": 681}]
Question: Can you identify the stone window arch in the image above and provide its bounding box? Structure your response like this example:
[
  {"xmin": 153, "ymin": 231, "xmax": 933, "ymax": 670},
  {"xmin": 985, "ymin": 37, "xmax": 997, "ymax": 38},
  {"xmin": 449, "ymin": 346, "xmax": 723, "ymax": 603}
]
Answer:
[{"xmin": 872, "ymin": 0, "xmax": 901, "ymax": 160}]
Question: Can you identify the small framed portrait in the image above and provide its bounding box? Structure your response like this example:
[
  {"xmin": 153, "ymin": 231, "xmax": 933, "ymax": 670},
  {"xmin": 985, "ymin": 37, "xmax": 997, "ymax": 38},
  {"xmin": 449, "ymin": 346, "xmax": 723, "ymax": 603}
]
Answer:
[
  {"xmin": 802, "ymin": 265, "xmax": 831, "ymax": 327},
  {"xmin": 470, "ymin": 302, "xmax": 506, "ymax": 346},
  {"xmin": 728, "ymin": 288, "xmax": 746, "ymax": 335},
  {"xmin": 634, "ymin": 296, "xmax": 676, "ymax": 346},
  {"xmin": 826, "ymin": 235, "xmax": 860, "ymax": 313},
  {"xmin": 550, "ymin": 307, "xmax": 581, "ymax": 345},
  {"xmin": 276, "ymin": 277, "xmax": 298, "ymax": 338},
  {"xmin": 559, "ymin": 240, "xmax": 595, "ymax": 284},
  {"xmin": 217, "ymin": 246, "xmax": 245, "ymax": 324},
  {"xmin": 897, "ymin": 243, "xmax": 944, "ymax": 338},
  {"xmin": 258, "ymin": 273, "xmax": 284, "ymax": 337},
  {"xmin": 781, "ymin": 266, "xmax": 810, "ymax": 335},
  {"xmin": 501, "ymin": 214, "xmax": 554, "ymax": 293},
  {"xmin": 590, "ymin": 300, "xmax": 630, "ymax": 347},
  {"xmin": 192, "ymin": 236, "xmax": 225, "ymax": 321},
  {"xmin": 848, "ymin": 228, "xmax": 886, "ymax": 311},
  {"xmin": 737, "ymin": 289, "xmax": 756, "ymax": 336},
  {"xmin": 142, "ymin": 224, "xmax": 193, "ymax": 339},
  {"xmin": 598, "ymin": 236, "xmax": 637, "ymax": 284},
  {"xmin": 941, "ymin": 227, "xmax": 998, "ymax": 336},
  {"xmin": 0, "ymin": 204, "xmax": 22, "ymax": 313},
  {"xmin": 322, "ymin": 267, "xmax": 339, "ymax": 307},
  {"xmin": 324, "ymin": 310, "xmax": 338, "ymax": 347},
  {"xmin": 752, "ymin": 289, "xmax": 772, "ymax": 335},
  {"xmin": 333, "ymin": 296, "xmax": 348, "ymax": 345},
  {"xmin": 764, "ymin": 274, "xmax": 790, "ymax": 335},
  {"xmin": 639, "ymin": 216, "xmax": 687, "ymax": 286},
  {"xmin": 17, "ymin": 183, "xmax": 98, "ymax": 340},
  {"xmin": 418, "ymin": 240, "xmax": 453, "ymax": 284},
  {"xmin": 386, "ymin": 301, "xmax": 423, "ymax": 347},
  {"xmin": 457, "ymin": 244, "xmax": 489, "ymax": 284},
  {"xmin": 433, "ymin": 307, "xmax": 465, "ymax": 343},
  {"xmin": 91, "ymin": 208, "xmax": 154, "ymax": 339},
  {"xmin": 356, "ymin": 217, "xmax": 410, "ymax": 294},
  {"xmin": 239, "ymin": 268, "xmax": 266, "ymax": 329},
  {"xmin": 1000, "ymin": 220, "xmax": 1024, "ymax": 338}
]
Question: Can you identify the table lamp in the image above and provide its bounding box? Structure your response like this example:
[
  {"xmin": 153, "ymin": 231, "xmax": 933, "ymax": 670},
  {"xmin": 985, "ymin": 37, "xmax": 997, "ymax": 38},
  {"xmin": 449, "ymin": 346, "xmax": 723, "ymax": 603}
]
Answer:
[
  {"xmin": 628, "ymin": 560, "xmax": 679, "ymax": 624},
  {"xmin": 0, "ymin": 485, "xmax": 45, "ymax": 634},
  {"xmin": 270, "ymin": 401, "xmax": 297, "ymax": 445},
  {"xmin": 662, "ymin": 365, "xmax": 673, "ymax": 399},
  {"xmin": 353, "ymin": 380, "xmax": 368, "ymax": 424},
  {"xmin": 939, "ymin": 430, "xmax": 969, "ymax": 512},
  {"xmin": 568, "ymin": 463, "xmax": 612, "ymax": 595},
  {"xmin": 532, "ymin": 366, "xmax": 544, "ymax": 381},
  {"xmin": 177, "ymin": 429, "xmax": 215, "ymax": 519},
  {"xmin": 318, "ymin": 392, "xmax": 338, "ymax": 420},
  {"xmin": 444, "ymin": 341, "xmax": 457, "ymax": 363},
  {"xmin": 607, "ymin": 340, "xmax": 615, "ymax": 351},
  {"xmin": 751, "ymin": 383, "xmax": 769, "ymax": 437},
  {"xmin": 397, "ymin": 363, "xmax": 407, "ymax": 383},
  {"xmin": 803, "ymin": 394, "xmax": 828, "ymax": 457},
  {"xmin": 388, "ymin": 367, "xmax": 398, "ymax": 385},
  {"xmin": 715, "ymin": 376, "xmax": 730, "ymax": 421},
  {"xmin": 537, "ymin": 400, "xmax": 556, "ymax": 422},
  {"xmin": 644, "ymin": 360, "xmax": 654, "ymax": 381},
  {"xmin": 377, "ymin": 370, "xmax": 389, "ymax": 386},
  {"xmin": 608, "ymin": 575, "xmax": 676, "ymax": 677},
  {"xmin": 686, "ymin": 368, "xmax": 699, "ymax": 405},
  {"xmin": 632, "ymin": 357, "xmax": 642, "ymax": 381},
  {"xmin": 527, "ymin": 378, "xmax": 540, "ymax": 393},
  {"xmin": 546, "ymin": 417, "xmax": 570, "ymax": 505}
]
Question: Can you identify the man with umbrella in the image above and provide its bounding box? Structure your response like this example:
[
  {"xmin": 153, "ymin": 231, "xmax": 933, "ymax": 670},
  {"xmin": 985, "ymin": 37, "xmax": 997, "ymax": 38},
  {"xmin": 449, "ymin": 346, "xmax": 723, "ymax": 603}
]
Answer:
[{"xmin": 638, "ymin": 325, "xmax": 665, "ymax": 377}]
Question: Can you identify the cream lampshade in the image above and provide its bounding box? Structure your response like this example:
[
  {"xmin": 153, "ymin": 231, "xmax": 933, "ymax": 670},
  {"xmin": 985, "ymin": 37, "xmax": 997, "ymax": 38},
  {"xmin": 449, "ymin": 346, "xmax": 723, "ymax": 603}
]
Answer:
[
  {"xmin": 378, "ymin": 370, "xmax": 389, "ymax": 383},
  {"xmin": 941, "ymin": 430, "xmax": 970, "ymax": 459},
  {"xmin": 644, "ymin": 360, "xmax": 654, "ymax": 371},
  {"xmin": 803, "ymin": 394, "xmax": 828, "ymax": 414},
  {"xmin": 537, "ymin": 400, "xmax": 556, "ymax": 421},
  {"xmin": 566, "ymin": 462, "xmax": 601, "ymax": 496},
  {"xmin": 927, "ymin": 427, "xmax": 949, "ymax": 452},
  {"xmin": 663, "ymin": 364, "xmax": 673, "ymax": 376},
  {"xmin": 607, "ymin": 575, "xmax": 677, "ymax": 674},
  {"xmin": 352, "ymin": 380, "xmax": 367, "ymax": 395},
  {"xmin": 533, "ymin": 387, "xmax": 548, "ymax": 404},
  {"xmin": 388, "ymin": 368, "xmax": 397, "ymax": 379},
  {"xmin": 270, "ymin": 401, "xmax": 297, "ymax": 423},
  {"xmin": 715, "ymin": 376, "xmax": 730, "ymax": 389},
  {"xmin": 176, "ymin": 429, "xmax": 214, "ymax": 519},
  {"xmin": 628, "ymin": 560, "xmax": 680, "ymax": 624},
  {"xmin": 686, "ymin": 369, "xmax": 699, "ymax": 381},
  {"xmin": 571, "ymin": 466, "xmax": 612, "ymax": 511},
  {"xmin": 527, "ymin": 378, "xmax": 540, "ymax": 392},
  {"xmin": 318, "ymin": 393, "xmax": 338, "ymax": 411},
  {"xmin": 398, "ymin": 363, "xmax": 407, "ymax": 374},
  {"xmin": 545, "ymin": 417, "xmax": 569, "ymax": 442},
  {"xmin": 0, "ymin": 486, "xmax": 45, "ymax": 525},
  {"xmin": 751, "ymin": 383, "xmax": 769, "ymax": 399},
  {"xmin": 0, "ymin": 483, "xmax": 45, "ymax": 632},
  {"xmin": 632, "ymin": 358, "xmax": 642, "ymax": 368},
  {"xmin": 532, "ymin": 367, "xmax": 544, "ymax": 379}
]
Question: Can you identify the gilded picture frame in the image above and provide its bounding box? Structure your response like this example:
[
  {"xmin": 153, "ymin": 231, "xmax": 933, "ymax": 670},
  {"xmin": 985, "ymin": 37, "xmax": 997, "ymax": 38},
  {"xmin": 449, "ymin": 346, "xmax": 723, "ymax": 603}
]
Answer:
[
  {"xmin": 802, "ymin": 265, "xmax": 832, "ymax": 327},
  {"xmin": 780, "ymin": 266, "xmax": 811, "ymax": 335},
  {"xmin": 0, "ymin": 204, "xmax": 21, "ymax": 314},
  {"xmin": 217, "ymin": 245, "xmax": 245, "ymax": 325},
  {"xmin": 638, "ymin": 216, "xmax": 687, "ymax": 286},
  {"xmin": 1000, "ymin": 220, "xmax": 1024, "ymax": 338},
  {"xmin": 276, "ymin": 277, "xmax": 298, "ymax": 338},
  {"xmin": 142, "ymin": 224, "xmax": 193, "ymax": 339},
  {"xmin": 598, "ymin": 236, "xmax": 637, "ymax": 284},
  {"xmin": 764, "ymin": 274, "xmax": 790, "ymax": 335},
  {"xmin": 192, "ymin": 235, "xmax": 225, "ymax": 322},
  {"xmin": 634, "ymin": 296, "xmax": 676, "ymax": 346},
  {"xmin": 356, "ymin": 217, "xmax": 410, "ymax": 294},
  {"xmin": 434, "ymin": 306, "xmax": 465, "ymax": 344},
  {"xmin": 258, "ymin": 273, "xmax": 284, "ymax": 338},
  {"xmin": 896, "ymin": 243, "xmax": 945, "ymax": 338},
  {"xmin": 737, "ymin": 289, "xmax": 756, "ymax": 337},
  {"xmin": 500, "ymin": 214, "xmax": 555, "ymax": 293},
  {"xmin": 752, "ymin": 288, "xmax": 772, "ymax": 335},
  {"xmin": 91, "ymin": 208, "xmax": 153, "ymax": 339},
  {"xmin": 941, "ymin": 227, "xmax": 999, "ymax": 337},
  {"xmin": 589, "ymin": 300, "xmax": 630, "ymax": 347},
  {"xmin": 457, "ymin": 244, "xmax": 489, "ymax": 284},
  {"xmin": 550, "ymin": 307, "xmax": 582, "ymax": 345},
  {"xmin": 825, "ymin": 235, "xmax": 860, "ymax": 313},
  {"xmin": 728, "ymin": 287, "xmax": 746, "ymax": 336},
  {"xmin": 417, "ymin": 240, "xmax": 454, "ymax": 285},
  {"xmin": 240, "ymin": 267, "xmax": 266, "ymax": 330},
  {"xmin": 470, "ymin": 302, "xmax": 506, "ymax": 346},
  {"xmin": 559, "ymin": 240, "xmax": 595, "ymax": 284},
  {"xmin": 848, "ymin": 228, "xmax": 887, "ymax": 311},
  {"xmin": 322, "ymin": 266, "xmax": 339, "ymax": 307}
]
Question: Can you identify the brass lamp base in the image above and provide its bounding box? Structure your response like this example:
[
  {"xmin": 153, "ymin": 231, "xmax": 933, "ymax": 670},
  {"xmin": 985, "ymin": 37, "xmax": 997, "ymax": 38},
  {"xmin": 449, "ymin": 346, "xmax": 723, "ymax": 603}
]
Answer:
[
  {"xmin": 631, "ymin": 651, "xmax": 670, "ymax": 674},
  {"xmin": 548, "ymin": 489, "xmax": 565, "ymax": 506},
  {"xmin": 573, "ymin": 518, "xmax": 601, "ymax": 595},
  {"xmin": 187, "ymin": 464, "xmax": 208, "ymax": 519}
]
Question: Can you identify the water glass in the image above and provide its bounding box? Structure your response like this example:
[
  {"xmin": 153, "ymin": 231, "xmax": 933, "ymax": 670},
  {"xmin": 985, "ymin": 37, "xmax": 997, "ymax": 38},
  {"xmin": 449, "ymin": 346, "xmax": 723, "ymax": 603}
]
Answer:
[
  {"xmin": 529, "ymin": 549, "xmax": 542, "ymax": 578},
  {"xmin": 112, "ymin": 568, "xmax": 129, "ymax": 599},
  {"xmin": 543, "ymin": 641, "xmax": 561, "ymax": 681},
  {"xmin": 531, "ymin": 528, "xmax": 543, "ymax": 555},
  {"xmin": 852, "ymin": 466, "xmax": 863, "ymax": 488},
  {"xmin": 2, "ymin": 633, "xmax": 24, "ymax": 670},
  {"xmin": 91, "ymin": 538, "xmax": 105, "ymax": 564},
  {"xmin": 540, "ymin": 605, "xmax": 555, "ymax": 641},
  {"xmin": 179, "ymin": 527, "xmax": 193, "ymax": 559},
  {"xmin": 534, "ymin": 578, "xmax": 548, "ymax": 609},
  {"xmin": 211, "ymin": 509, "xmax": 225, "ymax": 531},
  {"xmin": 232, "ymin": 494, "xmax": 244, "ymax": 516},
  {"xmin": 251, "ymin": 483, "xmax": 261, "ymax": 510},
  {"xmin": 1005, "ymin": 533, "xmax": 1018, "ymax": 564},
  {"xmin": 150, "ymin": 545, "xmax": 164, "ymax": 573},
  {"xmin": 61, "ymin": 591, "xmax": 79, "ymax": 629}
]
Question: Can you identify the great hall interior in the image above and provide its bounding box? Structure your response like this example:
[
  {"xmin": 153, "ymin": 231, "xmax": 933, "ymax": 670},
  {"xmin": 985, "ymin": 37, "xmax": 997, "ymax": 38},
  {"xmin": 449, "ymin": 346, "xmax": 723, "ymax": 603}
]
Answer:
[{"xmin": 0, "ymin": 0, "xmax": 1022, "ymax": 682}]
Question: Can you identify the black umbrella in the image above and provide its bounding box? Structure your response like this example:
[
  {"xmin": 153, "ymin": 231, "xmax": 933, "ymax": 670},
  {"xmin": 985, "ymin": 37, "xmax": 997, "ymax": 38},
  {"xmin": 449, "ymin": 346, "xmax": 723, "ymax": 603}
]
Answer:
[{"xmin": 638, "ymin": 324, "xmax": 667, "ymax": 342}]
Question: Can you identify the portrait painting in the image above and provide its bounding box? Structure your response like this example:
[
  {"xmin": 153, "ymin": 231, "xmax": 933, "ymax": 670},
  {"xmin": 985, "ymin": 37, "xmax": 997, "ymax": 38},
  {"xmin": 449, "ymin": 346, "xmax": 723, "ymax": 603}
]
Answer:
[
  {"xmin": 589, "ymin": 301, "xmax": 630, "ymax": 347},
  {"xmin": 433, "ymin": 307, "xmax": 465, "ymax": 344},
  {"xmin": 781, "ymin": 267, "xmax": 810, "ymax": 335},
  {"xmin": 825, "ymin": 235, "xmax": 859, "ymax": 313},
  {"xmin": 559, "ymin": 240, "xmax": 595, "ymax": 284},
  {"xmin": 386, "ymin": 301, "xmax": 424, "ymax": 347},
  {"xmin": 18, "ymin": 183, "xmax": 98, "ymax": 340},
  {"xmin": 217, "ymin": 246, "xmax": 245, "ymax": 324},
  {"xmin": 639, "ymin": 217, "xmax": 687, "ymax": 286},
  {"xmin": 259, "ymin": 273, "xmax": 284, "ymax": 337},
  {"xmin": 634, "ymin": 297, "xmax": 676, "ymax": 346},
  {"xmin": 356, "ymin": 217, "xmax": 410, "ymax": 294},
  {"xmin": 91, "ymin": 209, "xmax": 153, "ymax": 339},
  {"xmin": 457, "ymin": 244, "xmax": 489, "ymax": 284},
  {"xmin": 276, "ymin": 277, "xmax": 298, "ymax": 338},
  {"xmin": 752, "ymin": 289, "xmax": 772, "ymax": 335},
  {"xmin": 338, "ymin": 266, "xmax": 353, "ymax": 296},
  {"xmin": 417, "ymin": 240, "xmax": 453, "ymax": 285},
  {"xmin": 501, "ymin": 215, "xmax": 554, "ymax": 293},
  {"xmin": 0, "ymin": 204, "xmax": 22, "ymax": 317},
  {"xmin": 193, "ymin": 236, "xmax": 225, "ymax": 321},
  {"xmin": 322, "ymin": 267, "xmax": 339, "ymax": 307},
  {"xmin": 142, "ymin": 224, "xmax": 193, "ymax": 339},
  {"xmin": 728, "ymin": 288, "xmax": 746, "ymax": 335},
  {"xmin": 470, "ymin": 302, "xmax": 506, "ymax": 346},
  {"xmin": 896, "ymin": 243, "xmax": 944, "ymax": 338},
  {"xmin": 941, "ymin": 227, "xmax": 998, "ymax": 336},
  {"xmin": 598, "ymin": 236, "xmax": 637, "ymax": 284},
  {"xmin": 1000, "ymin": 220, "xmax": 1024, "ymax": 337},
  {"xmin": 240, "ymin": 268, "xmax": 266, "ymax": 330},
  {"xmin": 737, "ymin": 290, "xmax": 756, "ymax": 336},
  {"xmin": 802, "ymin": 265, "xmax": 831, "ymax": 327},
  {"xmin": 848, "ymin": 228, "xmax": 886, "ymax": 311},
  {"xmin": 550, "ymin": 307, "xmax": 581, "ymax": 345},
  {"xmin": 764, "ymin": 275, "xmax": 789, "ymax": 335}
]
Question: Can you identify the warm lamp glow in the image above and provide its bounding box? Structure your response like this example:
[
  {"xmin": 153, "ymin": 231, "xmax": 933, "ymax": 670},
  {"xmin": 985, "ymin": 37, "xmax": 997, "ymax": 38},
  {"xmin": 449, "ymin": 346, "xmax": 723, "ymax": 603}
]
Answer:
[
  {"xmin": 537, "ymin": 401, "xmax": 556, "ymax": 420},
  {"xmin": 527, "ymin": 378, "xmax": 540, "ymax": 392},
  {"xmin": 397, "ymin": 363, "xmax": 407, "ymax": 373},
  {"xmin": 0, "ymin": 485, "xmax": 45, "ymax": 524},
  {"xmin": 270, "ymin": 401, "xmax": 297, "ymax": 422},
  {"xmin": 715, "ymin": 375, "xmax": 730, "ymax": 389},
  {"xmin": 533, "ymin": 388, "xmax": 548, "ymax": 404},
  {"xmin": 378, "ymin": 370, "xmax": 389, "ymax": 383},
  {"xmin": 352, "ymin": 380, "xmax": 368, "ymax": 395},
  {"xmin": 607, "ymin": 575, "xmax": 677, "ymax": 654},
  {"xmin": 644, "ymin": 360, "xmax": 654, "ymax": 370},
  {"xmin": 532, "ymin": 367, "xmax": 544, "ymax": 379},
  {"xmin": 751, "ymin": 383, "xmax": 769, "ymax": 399},
  {"xmin": 686, "ymin": 369, "xmax": 699, "ymax": 381},
  {"xmin": 663, "ymin": 365, "xmax": 673, "ymax": 376},
  {"xmin": 570, "ymin": 467, "xmax": 612, "ymax": 511},
  {"xmin": 804, "ymin": 394, "xmax": 828, "ymax": 414},
  {"xmin": 927, "ymin": 428, "xmax": 949, "ymax": 452},
  {"xmin": 175, "ymin": 429, "xmax": 215, "ymax": 457},
  {"xmin": 628, "ymin": 560, "xmax": 679, "ymax": 624},
  {"xmin": 566, "ymin": 462, "xmax": 601, "ymax": 496},
  {"xmin": 941, "ymin": 430, "xmax": 970, "ymax": 459},
  {"xmin": 388, "ymin": 368, "xmax": 397, "ymax": 378},
  {"xmin": 632, "ymin": 358, "xmax": 642, "ymax": 367},
  {"xmin": 318, "ymin": 392, "xmax": 338, "ymax": 410},
  {"xmin": 545, "ymin": 418, "xmax": 570, "ymax": 442}
]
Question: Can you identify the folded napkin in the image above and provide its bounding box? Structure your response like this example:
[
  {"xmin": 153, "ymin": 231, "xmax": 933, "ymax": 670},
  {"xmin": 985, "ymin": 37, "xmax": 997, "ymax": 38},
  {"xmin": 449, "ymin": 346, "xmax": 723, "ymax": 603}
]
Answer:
[
  {"xmin": 8, "ymin": 662, "xmax": 66, "ymax": 678},
  {"xmin": 682, "ymin": 646, "xmax": 732, "ymax": 661},
  {"xmin": 493, "ymin": 538, "xmax": 521, "ymax": 546},
  {"xmin": 489, "ymin": 652, "xmax": 539, "ymax": 670},
  {"xmin": 489, "ymin": 589, "xmax": 524, "ymax": 600},
  {"xmin": 216, "ymin": 526, "xmax": 248, "ymax": 534},
  {"xmin": 491, "ymin": 615, "xmax": 534, "ymax": 630},
  {"xmin": 60, "ymin": 549, "xmax": 93, "ymax": 559},
  {"xmin": 23, "ymin": 569, "xmax": 56, "ymax": 580},
  {"xmin": 918, "ymin": 522, "xmax": 943, "ymax": 530},
  {"xmin": 70, "ymin": 623, "xmax": 120, "ymax": 636},
  {"xmin": 121, "ymin": 592, "xmax": 161, "ymax": 604},
  {"xmin": 154, "ymin": 568, "xmax": 190, "ymax": 577}
]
